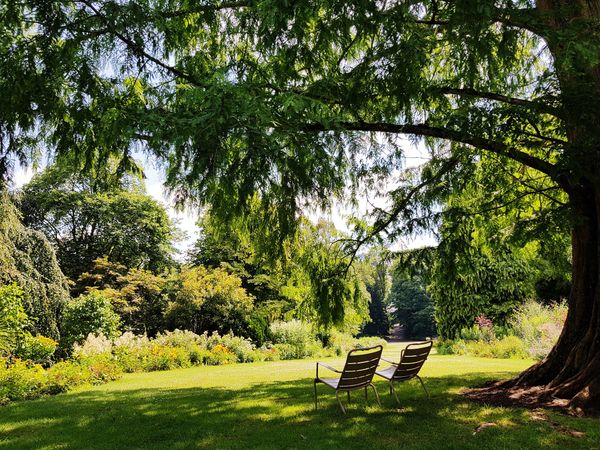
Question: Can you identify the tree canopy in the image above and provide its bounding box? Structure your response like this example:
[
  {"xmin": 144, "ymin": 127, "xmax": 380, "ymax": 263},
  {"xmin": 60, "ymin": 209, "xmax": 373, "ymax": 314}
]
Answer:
[{"xmin": 18, "ymin": 163, "xmax": 178, "ymax": 290}]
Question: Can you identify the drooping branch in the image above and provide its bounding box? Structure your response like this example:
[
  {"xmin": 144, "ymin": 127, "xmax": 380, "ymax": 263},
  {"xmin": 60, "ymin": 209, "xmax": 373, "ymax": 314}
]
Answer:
[
  {"xmin": 302, "ymin": 121, "xmax": 559, "ymax": 182},
  {"xmin": 435, "ymin": 87, "xmax": 562, "ymax": 117},
  {"xmin": 76, "ymin": 1, "xmax": 206, "ymax": 88},
  {"xmin": 341, "ymin": 156, "xmax": 460, "ymax": 274},
  {"xmin": 157, "ymin": 1, "xmax": 250, "ymax": 18}
]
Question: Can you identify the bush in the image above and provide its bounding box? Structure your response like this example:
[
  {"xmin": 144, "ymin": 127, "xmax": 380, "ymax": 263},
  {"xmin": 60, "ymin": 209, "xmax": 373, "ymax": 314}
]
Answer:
[
  {"xmin": 0, "ymin": 355, "xmax": 122, "ymax": 405},
  {"xmin": 324, "ymin": 331, "xmax": 386, "ymax": 356},
  {"xmin": 73, "ymin": 333, "xmax": 113, "ymax": 358},
  {"xmin": 0, "ymin": 283, "xmax": 29, "ymax": 356},
  {"xmin": 112, "ymin": 332, "xmax": 151, "ymax": 372},
  {"xmin": 270, "ymin": 320, "xmax": 321, "ymax": 359},
  {"xmin": 434, "ymin": 335, "xmax": 529, "ymax": 359},
  {"xmin": 61, "ymin": 291, "xmax": 121, "ymax": 351},
  {"xmin": 489, "ymin": 336, "xmax": 528, "ymax": 359},
  {"xmin": 433, "ymin": 339, "xmax": 456, "ymax": 355},
  {"xmin": 218, "ymin": 333, "xmax": 255, "ymax": 362},
  {"xmin": 0, "ymin": 358, "xmax": 46, "ymax": 404},
  {"xmin": 45, "ymin": 361, "xmax": 91, "ymax": 394},
  {"xmin": 80, "ymin": 354, "xmax": 123, "ymax": 383},
  {"xmin": 206, "ymin": 344, "xmax": 237, "ymax": 365},
  {"xmin": 17, "ymin": 334, "xmax": 58, "ymax": 364},
  {"xmin": 144, "ymin": 344, "xmax": 192, "ymax": 371}
]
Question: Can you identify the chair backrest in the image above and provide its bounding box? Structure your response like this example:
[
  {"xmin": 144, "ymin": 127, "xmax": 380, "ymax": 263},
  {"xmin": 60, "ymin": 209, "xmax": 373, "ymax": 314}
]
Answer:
[
  {"xmin": 337, "ymin": 345, "xmax": 383, "ymax": 390},
  {"xmin": 392, "ymin": 341, "xmax": 433, "ymax": 381}
]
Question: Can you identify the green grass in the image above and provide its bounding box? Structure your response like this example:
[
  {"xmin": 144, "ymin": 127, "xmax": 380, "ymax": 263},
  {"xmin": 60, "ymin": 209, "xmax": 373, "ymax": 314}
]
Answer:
[{"xmin": 1, "ymin": 343, "xmax": 598, "ymax": 449}]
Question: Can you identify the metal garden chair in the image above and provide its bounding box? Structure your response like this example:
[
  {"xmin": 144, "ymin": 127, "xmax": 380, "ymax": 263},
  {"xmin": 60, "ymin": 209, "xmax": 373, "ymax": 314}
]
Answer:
[
  {"xmin": 375, "ymin": 340, "xmax": 433, "ymax": 404},
  {"xmin": 313, "ymin": 345, "xmax": 383, "ymax": 414}
]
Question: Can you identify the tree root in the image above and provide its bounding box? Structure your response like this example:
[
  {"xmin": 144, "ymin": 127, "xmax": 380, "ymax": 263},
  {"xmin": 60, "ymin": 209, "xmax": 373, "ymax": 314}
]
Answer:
[{"xmin": 462, "ymin": 378, "xmax": 600, "ymax": 417}]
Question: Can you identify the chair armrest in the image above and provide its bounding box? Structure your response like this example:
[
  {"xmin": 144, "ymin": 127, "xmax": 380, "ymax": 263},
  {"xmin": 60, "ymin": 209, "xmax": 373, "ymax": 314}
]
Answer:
[
  {"xmin": 381, "ymin": 357, "xmax": 398, "ymax": 365},
  {"xmin": 316, "ymin": 362, "xmax": 342, "ymax": 379}
]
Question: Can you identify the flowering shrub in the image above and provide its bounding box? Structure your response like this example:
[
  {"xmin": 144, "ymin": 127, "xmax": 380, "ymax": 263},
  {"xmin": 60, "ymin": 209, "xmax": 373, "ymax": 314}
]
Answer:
[
  {"xmin": 511, "ymin": 300, "xmax": 567, "ymax": 360},
  {"xmin": 1, "ymin": 326, "xmax": 385, "ymax": 406},
  {"xmin": 206, "ymin": 344, "xmax": 237, "ymax": 365},
  {"xmin": 435, "ymin": 301, "xmax": 566, "ymax": 360}
]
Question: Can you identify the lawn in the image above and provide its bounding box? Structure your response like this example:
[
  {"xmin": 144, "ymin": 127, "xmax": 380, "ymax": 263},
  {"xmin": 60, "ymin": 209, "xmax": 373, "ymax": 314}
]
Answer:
[{"xmin": 0, "ymin": 343, "xmax": 598, "ymax": 450}]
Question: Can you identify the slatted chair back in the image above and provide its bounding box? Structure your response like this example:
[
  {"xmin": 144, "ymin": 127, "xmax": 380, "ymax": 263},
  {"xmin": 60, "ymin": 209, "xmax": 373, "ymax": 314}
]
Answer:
[
  {"xmin": 337, "ymin": 345, "xmax": 383, "ymax": 390},
  {"xmin": 391, "ymin": 341, "xmax": 433, "ymax": 382}
]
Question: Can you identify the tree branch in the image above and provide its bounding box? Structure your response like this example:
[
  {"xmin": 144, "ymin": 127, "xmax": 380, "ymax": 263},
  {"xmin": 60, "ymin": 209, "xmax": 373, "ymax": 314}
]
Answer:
[
  {"xmin": 302, "ymin": 121, "xmax": 559, "ymax": 180},
  {"xmin": 77, "ymin": 1, "xmax": 206, "ymax": 88},
  {"xmin": 435, "ymin": 87, "xmax": 562, "ymax": 117},
  {"xmin": 341, "ymin": 156, "xmax": 460, "ymax": 274},
  {"xmin": 159, "ymin": 1, "xmax": 250, "ymax": 18}
]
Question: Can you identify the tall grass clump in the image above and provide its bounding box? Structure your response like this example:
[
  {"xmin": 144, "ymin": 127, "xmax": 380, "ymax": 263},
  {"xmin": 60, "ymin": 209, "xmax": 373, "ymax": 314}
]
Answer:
[{"xmin": 511, "ymin": 300, "xmax": 567, "ymax": 360}]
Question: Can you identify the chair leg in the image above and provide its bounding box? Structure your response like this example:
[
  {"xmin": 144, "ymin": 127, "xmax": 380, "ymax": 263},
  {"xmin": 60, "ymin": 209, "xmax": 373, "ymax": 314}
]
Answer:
[
  {"xmin": 336, "ymin": 390, "xmax": 346, "ymax": 414},
  {"xmin": 390, "ymin": 381, "xmax": 400, "ymax": 404},
  {"xmin": 313, "ymin": 380, "xmax": 318, "ymax": 409},
  {"xmin": 369, "ymin": 383, "xmax": 381, "ymax": 407},
  {"xmin": 365, "ymin": 386, "xmax": 368, "ymax": 401},
  {"xmin": 347, "ymin": 391, "xmax": 350, "ymax": 402},
  {"xmin": 417, "ymin": 376, "xmax": 429, "ymax": 398}
]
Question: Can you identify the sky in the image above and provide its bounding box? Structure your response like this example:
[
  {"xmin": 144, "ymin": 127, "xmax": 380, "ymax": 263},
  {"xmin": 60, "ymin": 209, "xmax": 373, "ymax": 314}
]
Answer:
[{"xmin": 11, "ymin": 140, "xmax": 437, "ymax": 258}]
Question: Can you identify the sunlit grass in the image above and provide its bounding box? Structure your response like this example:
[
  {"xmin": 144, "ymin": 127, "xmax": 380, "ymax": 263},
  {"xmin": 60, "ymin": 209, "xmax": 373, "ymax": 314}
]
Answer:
[{"xmin": 0, "ymin": 343, "xmax": 598, "ymax": 449}]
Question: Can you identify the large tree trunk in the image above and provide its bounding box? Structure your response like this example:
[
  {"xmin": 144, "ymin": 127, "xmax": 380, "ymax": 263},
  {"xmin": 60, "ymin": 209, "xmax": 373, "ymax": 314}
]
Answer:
[
  {"xmin": 511, "ymin": 185, "xmax": 600, "ymax": 415},
  {"xmin": 467, "ymin": 0, "xmax": 600, "ymax": 416}
]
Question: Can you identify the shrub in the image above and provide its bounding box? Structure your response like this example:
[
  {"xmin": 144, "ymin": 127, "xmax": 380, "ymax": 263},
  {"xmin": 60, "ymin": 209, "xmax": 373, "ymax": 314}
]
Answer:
[
  {"xmin": 112, "ymin": 332, "xmax": 151, "ymax": 372},
  {"xmin": 270, "ymin": 320, "xmax": 321, "ymax": 359},
  {"xmin": 219, "ymin": 333, "xmax": 256, "ymax": 362},
  {"xmin": 433, "ymin": 339, "xmax": 456, "ymax": 355},
  {"xmin": 144, "ymin": 344, "xmax": 191, "ymax": 371},
  {"xmin": 0, "ymin": 355, "xmax": 121, "ymax": 405},
  {"xmin": 80, "ymin": 354, "xmax": 123, "ymax": 383},
  {"xmin": 0, "ymin": 283, "xmax": 29, "ymax": 356},
  {"xmin": 206, "ymin": 344, "xmax": 237, "ymax": 365},
  {"xmin": 45, "ymin": 361, "xmax": 91, "ymax": 394},
  {"xmin": 73, "ymin": 333, "xmax": 113, "ymax": 358},
  {"xmin": 324, "ymin": 331, "xmax": 386, "ymax": 356},
  {"xmin": 0, "ymin": 358, "xmax": 46, "ymax": 404},
  {"xmin": 154, "ymin": 329, "xmax": 204, "ymax": 350},
  {"xmin": 434, "ymin": 336, "xmax": 528, "ymax": 359},
  {"xmin": 17, "ymin": 334, "xmax": 58, "ymax": 364},
  {"xmin": 251, "ymin": 346, "xmax": 280, "ymax": 362},
  {"xmin": 489, "ymin": 336, "xmax": 528, "ymax": 359},
  {"xmin": 61, "ymin": 291, "xmax": 121, "ymax": 351}
]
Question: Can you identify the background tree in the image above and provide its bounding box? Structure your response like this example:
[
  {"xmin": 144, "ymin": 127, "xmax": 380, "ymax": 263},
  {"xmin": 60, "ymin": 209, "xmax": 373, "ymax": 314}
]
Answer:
[
  {"xmin": 429, "ymin": 156, "xmax": 570, "ymax": 338},
  {"xmin": 165, "ymin": 266, "xmax": 254, "ymax": 336},
  {"xmin": 358, "ymin": 248, "xmax": 391, "ymax": 337},
  {"xmin": 388, "ymin": 248, "xmax": 437, "ymax": 339},
  {"xmin": 19, "ymin": 164, "xmax": 178, "ymax": 292},
  {"xmin": 191, "ymin": 204, "xmax": 370, "ymax": 331},
  {"xmin": 389, "ymin": 278, "xmax": 436, "ymax": 340},
  {"xmin": 2, "ymin": 0, "xmax": 600, "ymax": 412},
  {"xmin": 0, "ymin": 193, "xmax": 69, "ymax": 340},
  {"xmin": 0, "ymin": 283, "xmax": 29, "ymax": 356}
]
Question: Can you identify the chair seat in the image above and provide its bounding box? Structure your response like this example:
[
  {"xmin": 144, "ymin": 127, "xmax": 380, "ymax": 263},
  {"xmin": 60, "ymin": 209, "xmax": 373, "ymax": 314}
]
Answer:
[
  {"xmin": 317, "ymin": 377, "xmax": 339, "ymax": 389},
  {"xmin": 375, "ymin": 365, "xmax": 397, "ymax": 380}
]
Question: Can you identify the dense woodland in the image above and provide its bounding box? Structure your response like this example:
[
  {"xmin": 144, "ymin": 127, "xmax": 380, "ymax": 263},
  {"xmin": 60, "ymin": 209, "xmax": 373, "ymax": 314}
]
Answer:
[{"xmin": 1, "ymin": 0, "xmax": 599, "ymax": 414}]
